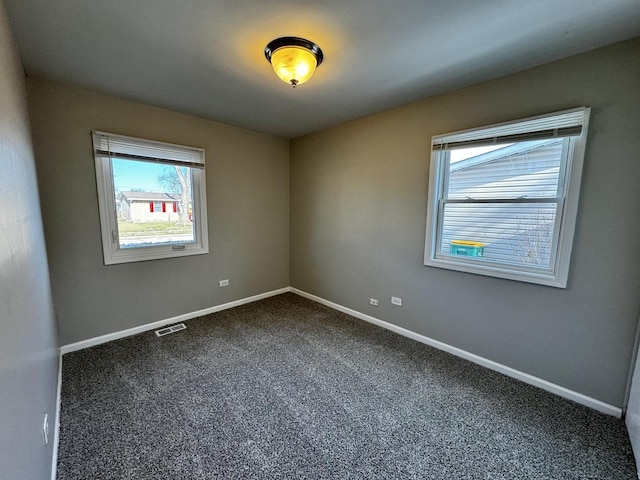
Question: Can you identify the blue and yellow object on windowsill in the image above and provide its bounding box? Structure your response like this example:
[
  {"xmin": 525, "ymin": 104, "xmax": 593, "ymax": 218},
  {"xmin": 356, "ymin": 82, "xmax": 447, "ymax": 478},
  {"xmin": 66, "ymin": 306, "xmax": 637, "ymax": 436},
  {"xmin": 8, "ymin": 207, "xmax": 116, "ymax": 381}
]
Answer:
[{"xmin": 450, "ymin": 240, "xmax": 486, "ymax": 257}]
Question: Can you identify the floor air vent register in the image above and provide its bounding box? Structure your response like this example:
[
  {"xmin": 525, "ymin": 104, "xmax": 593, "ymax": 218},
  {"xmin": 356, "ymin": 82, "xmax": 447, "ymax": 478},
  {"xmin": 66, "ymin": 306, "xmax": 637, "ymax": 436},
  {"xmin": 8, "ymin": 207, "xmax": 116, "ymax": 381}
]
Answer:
[{"xmin": 154, "ymin": 323, "xmax": 187, "ymax": 337}]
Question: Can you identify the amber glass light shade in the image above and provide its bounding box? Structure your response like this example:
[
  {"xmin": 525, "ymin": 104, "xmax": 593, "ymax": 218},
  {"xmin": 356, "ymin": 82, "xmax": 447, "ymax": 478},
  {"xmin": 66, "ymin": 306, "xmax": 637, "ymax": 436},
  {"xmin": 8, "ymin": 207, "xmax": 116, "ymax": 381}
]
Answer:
[
  {"xmin": 265, "ymin": 37, "xmax": 324, "ymax": 87},
  {"xmin": 270, "ymin": 46, "xmax": 317, "ymax": 86}
]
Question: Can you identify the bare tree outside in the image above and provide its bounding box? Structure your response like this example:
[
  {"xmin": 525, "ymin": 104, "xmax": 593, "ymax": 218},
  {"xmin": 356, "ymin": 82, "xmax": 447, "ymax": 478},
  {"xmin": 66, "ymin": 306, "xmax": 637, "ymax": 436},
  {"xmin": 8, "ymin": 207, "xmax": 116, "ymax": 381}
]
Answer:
[
  {"xmin": 514, "ymin": 210, "xmax": 555, "ymax": 266},
  {"xmin": 158, "ymin": 166, "xmax": 192, "ymax": 226}
]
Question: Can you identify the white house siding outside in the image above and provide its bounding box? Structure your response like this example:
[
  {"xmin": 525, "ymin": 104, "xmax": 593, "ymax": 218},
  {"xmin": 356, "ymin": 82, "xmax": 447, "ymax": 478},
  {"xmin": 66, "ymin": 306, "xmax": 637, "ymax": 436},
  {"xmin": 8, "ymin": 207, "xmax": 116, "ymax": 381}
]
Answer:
[
  {"xmin": 118, "ymin": 191, "xmax": 180, "ymax": 222},
  {"xmin": 441, "ymin": 139, "xmax": 563, "ymax": 267}
]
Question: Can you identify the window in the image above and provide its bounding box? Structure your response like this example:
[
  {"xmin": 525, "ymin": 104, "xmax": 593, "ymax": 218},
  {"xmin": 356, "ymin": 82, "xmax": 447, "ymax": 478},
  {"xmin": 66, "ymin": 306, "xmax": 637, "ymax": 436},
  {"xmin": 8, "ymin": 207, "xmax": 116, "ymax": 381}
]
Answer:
[
  {"xmin": 424, "ymin": 108, "xmax": 590, "ymax": 287},
  {"xmin": 93, "ymin": 131, "xmax": 208, "ymax": 264}
]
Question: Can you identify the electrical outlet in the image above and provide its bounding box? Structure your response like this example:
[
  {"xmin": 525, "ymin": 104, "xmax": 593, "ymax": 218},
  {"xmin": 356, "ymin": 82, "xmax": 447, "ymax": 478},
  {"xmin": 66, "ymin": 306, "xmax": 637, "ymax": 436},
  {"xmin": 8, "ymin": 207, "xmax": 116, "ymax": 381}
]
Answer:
[
  {"xmin": 369, "ymin": 298, "xmax": 379, "ymax": 306},
  {"xmin": 391, "ymin": 296, "xmax": 402, "ymax": 306},
  {"xmin": 43, "ymin": 414, "xmax": 49, "ymax": 445},
  {"xmin": 219, "ymin": 279, "xmax": 229, "ymax": 287}
]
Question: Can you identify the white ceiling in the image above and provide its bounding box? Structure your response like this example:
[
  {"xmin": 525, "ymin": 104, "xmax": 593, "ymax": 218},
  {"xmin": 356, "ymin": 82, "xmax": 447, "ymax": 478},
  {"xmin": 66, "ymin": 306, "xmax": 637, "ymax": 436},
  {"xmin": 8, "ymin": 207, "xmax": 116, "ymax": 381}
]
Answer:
[{"xmin": 5, "ymin": 0, "xmax": 640, "ymax": 138}]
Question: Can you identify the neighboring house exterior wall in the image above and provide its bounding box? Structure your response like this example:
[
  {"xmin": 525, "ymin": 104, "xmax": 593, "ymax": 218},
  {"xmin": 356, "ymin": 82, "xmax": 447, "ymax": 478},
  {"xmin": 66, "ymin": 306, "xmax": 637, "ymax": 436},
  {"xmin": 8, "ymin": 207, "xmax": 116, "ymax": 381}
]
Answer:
[
  {"xmin": 123, "ymin": 200, "xmax": 179, "ymax": 222},
  {"xmin": 119, "ymin": 191, "xmax": 180, "ymax": 222},
  {"xmin": 120, "ymin": 198, "xmax": 131, "ymax": 220}
]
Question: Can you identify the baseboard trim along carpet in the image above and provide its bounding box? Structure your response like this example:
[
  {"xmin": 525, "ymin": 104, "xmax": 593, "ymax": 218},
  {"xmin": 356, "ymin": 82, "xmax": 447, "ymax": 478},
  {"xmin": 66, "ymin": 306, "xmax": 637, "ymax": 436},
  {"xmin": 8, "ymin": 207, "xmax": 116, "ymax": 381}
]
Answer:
[
  {"xmin": 51, "ymin": 351, "xmax": 62, "ymax": 480},
  {"xmin": 59, "ymin": 287, "xmax": 291, "ymax": 354},
  {"xmin": 291, "ymin": 288, "xmax": 622, "ymax": 418},
  {"xmin": 59, "ymin": 285, "xmax": 621, "ymax": 418}
]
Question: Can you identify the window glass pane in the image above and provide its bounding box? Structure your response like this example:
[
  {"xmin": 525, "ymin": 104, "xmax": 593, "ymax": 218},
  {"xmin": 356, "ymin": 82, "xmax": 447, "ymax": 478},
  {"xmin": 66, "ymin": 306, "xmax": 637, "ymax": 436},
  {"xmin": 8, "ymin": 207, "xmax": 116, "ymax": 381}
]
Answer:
[
  {"xmin": 447, "ymin": 139, "xmax": 563, "ymax": 200},
  {"xmin": 440, "ymin": 202, "xmax": 557, "ymax": 268},
  {"xmin": 112, "ymin": 158, "xmax": 195, "ymax": 248}
]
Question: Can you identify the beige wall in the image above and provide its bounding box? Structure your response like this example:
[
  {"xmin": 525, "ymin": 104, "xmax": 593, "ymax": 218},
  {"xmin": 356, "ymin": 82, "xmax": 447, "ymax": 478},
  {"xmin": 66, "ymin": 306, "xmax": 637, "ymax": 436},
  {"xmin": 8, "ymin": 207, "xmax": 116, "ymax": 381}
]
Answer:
[
  {"xmin": 0, "ymin": 1, "xmax": 59, "ymax": 478},
  {"xmin": 28, "ymin": 78, "xmax": 290, "ymax": 345},
  {"xmin": 290, "ymin": 38, "xmax": 640, "ymax": 407}
]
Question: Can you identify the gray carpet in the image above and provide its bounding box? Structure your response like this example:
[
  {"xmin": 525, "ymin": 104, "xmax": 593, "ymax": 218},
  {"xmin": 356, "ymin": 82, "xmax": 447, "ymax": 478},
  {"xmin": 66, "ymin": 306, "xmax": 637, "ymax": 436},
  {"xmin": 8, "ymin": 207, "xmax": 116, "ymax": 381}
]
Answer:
[{"xmin": 57, "ymin": 293, "xmax": 637, "ymax": 479}]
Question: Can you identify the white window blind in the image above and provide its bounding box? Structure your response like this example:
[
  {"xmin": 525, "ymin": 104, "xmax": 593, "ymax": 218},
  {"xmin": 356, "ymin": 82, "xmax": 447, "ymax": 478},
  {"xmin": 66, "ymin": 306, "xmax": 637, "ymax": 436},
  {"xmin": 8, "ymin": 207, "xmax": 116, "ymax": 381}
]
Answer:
[
  {"xmin": 432, "ymin": 108, "xmax": 587, "ymax": 151},
  {"xmin": 92, "ymin": 131, "xmax": 205, "ymax": 168}
]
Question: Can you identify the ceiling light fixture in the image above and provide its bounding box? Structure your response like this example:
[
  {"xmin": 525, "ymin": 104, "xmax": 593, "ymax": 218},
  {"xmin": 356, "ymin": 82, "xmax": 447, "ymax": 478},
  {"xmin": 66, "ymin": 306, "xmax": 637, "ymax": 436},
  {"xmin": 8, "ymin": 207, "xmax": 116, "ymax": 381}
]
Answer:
[{"xmin": 264, "ymin": 37, "xmax": 324, "ymax": 88}]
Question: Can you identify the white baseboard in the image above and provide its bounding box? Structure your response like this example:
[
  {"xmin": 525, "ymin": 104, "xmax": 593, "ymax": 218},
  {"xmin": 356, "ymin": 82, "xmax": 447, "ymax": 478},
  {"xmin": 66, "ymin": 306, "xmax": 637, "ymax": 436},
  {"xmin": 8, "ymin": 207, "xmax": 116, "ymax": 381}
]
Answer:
[
  {"xmin": 51, "ymin": 350, "xmax": 62, "ymax": 480},
  {"xmin": 60, "ymin": 287, "xmax": 291, "ymax": 354},
  {"xmin": 291, "ymin": 288, "xmax": 622, "ymax": 418},
  {"xmin": 57, "ymin": 285, "xmax": 621, "ymax": 418}
]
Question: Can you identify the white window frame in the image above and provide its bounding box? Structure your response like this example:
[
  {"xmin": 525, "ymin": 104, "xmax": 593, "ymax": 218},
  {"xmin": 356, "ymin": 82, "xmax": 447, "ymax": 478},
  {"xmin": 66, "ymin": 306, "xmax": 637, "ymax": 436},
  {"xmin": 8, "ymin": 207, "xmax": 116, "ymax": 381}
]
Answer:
[
  {"xmin": 93, "ymin": 131, "xmax": 209, "ymax": 265},
  {"xmin": 424, "ymin": 107, "xmax": 590, "ymax": 288}
]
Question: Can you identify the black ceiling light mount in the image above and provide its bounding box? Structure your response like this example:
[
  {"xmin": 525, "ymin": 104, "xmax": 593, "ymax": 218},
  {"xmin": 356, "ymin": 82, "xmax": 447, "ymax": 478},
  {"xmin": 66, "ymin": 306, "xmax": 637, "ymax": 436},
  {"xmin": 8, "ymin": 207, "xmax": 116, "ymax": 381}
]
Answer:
[{"xmin": 264, "ymin": 36, "xmax": 324, "ymax": 87}]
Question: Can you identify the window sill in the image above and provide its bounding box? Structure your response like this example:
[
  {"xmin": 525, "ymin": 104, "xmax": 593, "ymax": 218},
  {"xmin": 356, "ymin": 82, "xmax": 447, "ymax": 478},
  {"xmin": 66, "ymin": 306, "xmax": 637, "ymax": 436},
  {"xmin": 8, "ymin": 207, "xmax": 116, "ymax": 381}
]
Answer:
[
  {"xmin": 425, "ymin": 256, "xmax": 567, "ymax": 288},
  {"xmin": 104, "ymin": 244, "xmax": 209, "ymax": 265}
]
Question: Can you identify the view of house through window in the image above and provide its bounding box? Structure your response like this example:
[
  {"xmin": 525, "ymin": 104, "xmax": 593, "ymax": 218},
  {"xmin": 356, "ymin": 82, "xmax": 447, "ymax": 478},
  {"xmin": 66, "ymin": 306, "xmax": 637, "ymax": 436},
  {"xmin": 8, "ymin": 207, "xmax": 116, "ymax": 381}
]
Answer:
[
  {"xmin": 93, "ymin": 131, "xmax": 208, "ymax": 265},
  {"xmin": 441, "ymin": 139, "xmax": 563, "ymax": 268},
  {"xmin": 424, "ymin": 108, "xmax": 590, "ymax": 287},
  {"xmin": 113, "ymin": 158, "xmax": 195, "ymax": 248}
]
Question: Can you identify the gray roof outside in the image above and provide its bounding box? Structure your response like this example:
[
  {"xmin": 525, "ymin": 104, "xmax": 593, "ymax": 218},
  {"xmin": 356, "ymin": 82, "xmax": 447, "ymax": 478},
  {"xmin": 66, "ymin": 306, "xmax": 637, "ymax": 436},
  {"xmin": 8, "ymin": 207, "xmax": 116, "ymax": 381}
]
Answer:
[
  {"xmin": 450, "ymin": 140, "xmax": 556, "ymax": 172},
  {"xmin": 119, "ymin": 191, "xmax": 179, "ymax": 202}
]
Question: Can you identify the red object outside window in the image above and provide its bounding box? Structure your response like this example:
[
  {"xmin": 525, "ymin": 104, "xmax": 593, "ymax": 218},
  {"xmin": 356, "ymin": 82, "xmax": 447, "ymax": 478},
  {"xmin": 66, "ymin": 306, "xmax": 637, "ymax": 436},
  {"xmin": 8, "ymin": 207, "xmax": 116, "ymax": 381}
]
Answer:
[
  {"xmin": 173, "ymin": 202, "xmax": 177, "ymax": 213},
  {"xmin": 149, "ymin": 201, "xmax": 154, "ymax": 212},
  {"xmin": 162, "ymin": 202, "xmax": 166, "ymax": 213}
]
